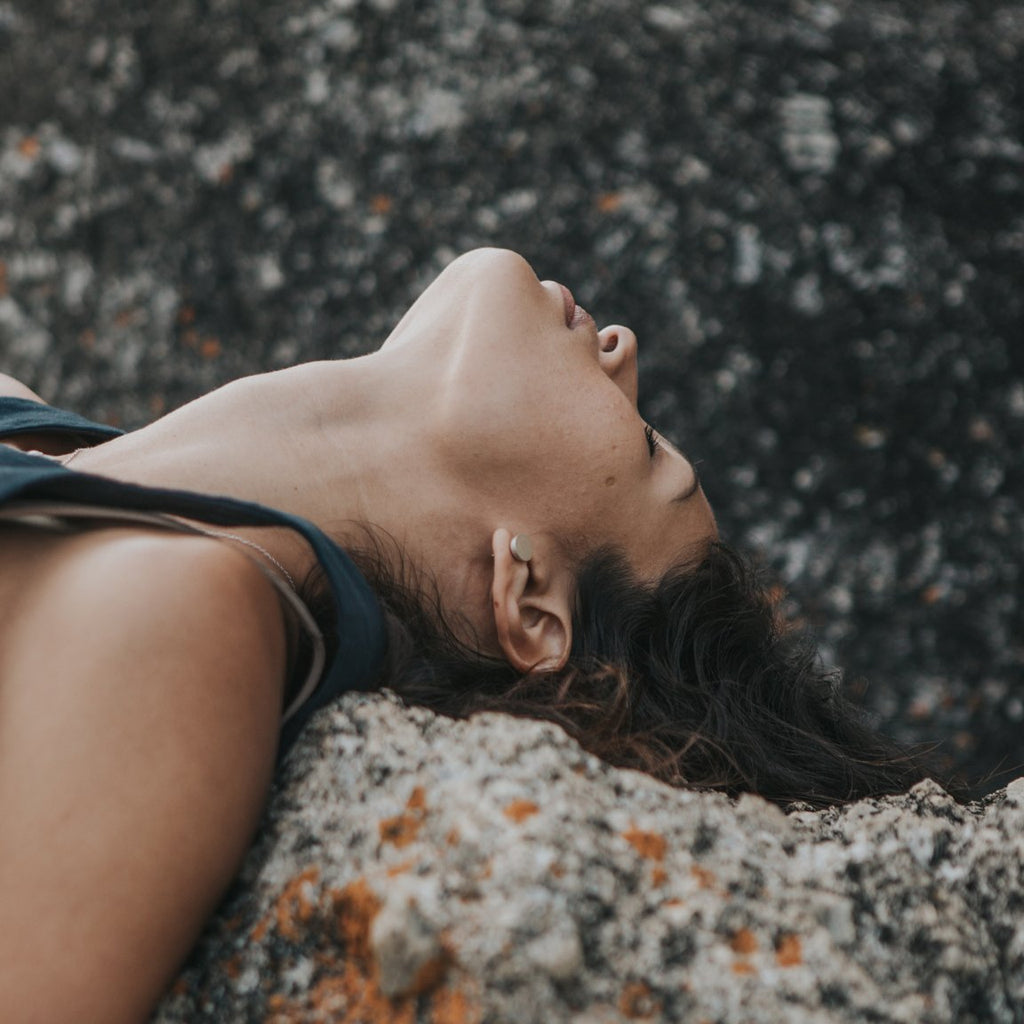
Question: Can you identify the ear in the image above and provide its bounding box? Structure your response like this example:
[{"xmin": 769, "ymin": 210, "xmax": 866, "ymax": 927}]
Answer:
[{"xmin": 490, "ymin": 528, "xmax": 573, "ymax": 674}]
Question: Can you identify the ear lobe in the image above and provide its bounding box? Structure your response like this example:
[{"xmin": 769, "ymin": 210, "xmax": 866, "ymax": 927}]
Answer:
[{"xmin": 490, "ymin": 528, "xmax": 573, "ymax": 674}]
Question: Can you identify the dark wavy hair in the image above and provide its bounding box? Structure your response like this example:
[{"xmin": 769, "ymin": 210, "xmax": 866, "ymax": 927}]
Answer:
[{"xmin": 308, "ymin": 535, "xmax": 954, "ymax": 809}]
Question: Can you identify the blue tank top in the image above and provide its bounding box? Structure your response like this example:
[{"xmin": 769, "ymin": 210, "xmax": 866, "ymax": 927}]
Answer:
[{"xmin": 0, "ymin": 397, "xmax": 387, "ymax": 757}]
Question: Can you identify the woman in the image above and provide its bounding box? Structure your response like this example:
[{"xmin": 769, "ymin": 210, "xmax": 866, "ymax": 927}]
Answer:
[{"xmin": 0, "ymin": 249, "xmax": 937, "ymax": 1022}]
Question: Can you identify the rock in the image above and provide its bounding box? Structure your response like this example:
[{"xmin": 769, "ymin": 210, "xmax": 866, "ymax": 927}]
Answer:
[
  {"xmin": 779, "ymin": 94, "xmax": 841, "ymax": 174},
  {"xmin": 152, "ymin": 693, "xmax": 1024, "ymax": 1022}
]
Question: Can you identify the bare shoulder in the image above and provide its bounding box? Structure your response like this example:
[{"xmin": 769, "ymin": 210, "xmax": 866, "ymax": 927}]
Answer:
[
  {"xmin": 0, "ymin": 372, "xmax": 45, "ymax": 402},
  {"xmin": 9, "ymin": 529, "xmax": 290, "ymax": 707},
  {"xmin": 0, "ymin": 531, "xmax": 289, "ymax": 1024}
]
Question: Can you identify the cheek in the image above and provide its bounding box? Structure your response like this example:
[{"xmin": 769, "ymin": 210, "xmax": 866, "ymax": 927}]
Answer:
[
  {"xmin": 440, "ymin": 355, "xmax": 640, "ymax": 497},
  {"xmin": 551, "ymin": 419, "xmax": 644, "ymax": 516}
]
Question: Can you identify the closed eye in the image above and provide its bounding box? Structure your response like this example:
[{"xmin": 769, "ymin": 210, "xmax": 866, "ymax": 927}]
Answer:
[
  {"xmin": 644, "ymin": 423, "xmax": 660, "ymax": 459},
  {"xmin": 645, "ymin": 423, "xmax": 702, "ymax": 502}
]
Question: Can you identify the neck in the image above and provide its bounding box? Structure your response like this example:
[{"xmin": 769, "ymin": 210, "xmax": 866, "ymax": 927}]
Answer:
[{"xmin": 70, "ymin": 353, "xmax": 490, "ymax": 610}]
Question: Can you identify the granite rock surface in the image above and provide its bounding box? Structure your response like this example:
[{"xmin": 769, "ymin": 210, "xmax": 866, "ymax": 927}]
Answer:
[{"xmin": 154, "ymin": 693, "xmax": 1024, "ymax": 1023}]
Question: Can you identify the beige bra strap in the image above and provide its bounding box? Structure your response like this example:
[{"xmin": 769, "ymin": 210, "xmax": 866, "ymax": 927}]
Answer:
[{"xmin": 0, "ymin": 500, "xmax": 326, "ymax": 726}]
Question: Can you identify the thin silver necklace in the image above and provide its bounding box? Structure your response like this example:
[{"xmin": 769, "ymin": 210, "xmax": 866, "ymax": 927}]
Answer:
[
  {"xmin": 199, "ymin": 529, "xmax": 298, "ymax": 590},
  {"xmin": 58, "ymin": 447, "xmax": 297, "ymax": 591}
]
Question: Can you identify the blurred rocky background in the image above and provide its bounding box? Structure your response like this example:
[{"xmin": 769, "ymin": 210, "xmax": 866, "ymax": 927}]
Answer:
[{"xmin": 1, "ymin": 1, "xmax": 1021, "ymax": 788}]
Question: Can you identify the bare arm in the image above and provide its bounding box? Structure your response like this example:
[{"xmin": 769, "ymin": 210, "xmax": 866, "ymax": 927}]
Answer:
[
  {"xmin": 0, "ymin": 372, "xmax": 45, "ymax": 403},
  {"xmin": 0, "ymin": 533, "xmax": 287, "ymax": 1023}
]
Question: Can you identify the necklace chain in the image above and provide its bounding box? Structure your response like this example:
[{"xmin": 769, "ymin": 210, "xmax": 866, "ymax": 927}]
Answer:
[
  {"xmin": 199, "ymin": 530, "xmax": 298, "ymax": 590},
  {"xmin": 57, "ymin": 448, "xmax": 296, "ymax": 590}
]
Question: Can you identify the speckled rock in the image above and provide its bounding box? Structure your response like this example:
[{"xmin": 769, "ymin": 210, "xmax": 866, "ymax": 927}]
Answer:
[{"xmin": 153, "ymin": 693, "xmax": 1024, "ymax": 1023}]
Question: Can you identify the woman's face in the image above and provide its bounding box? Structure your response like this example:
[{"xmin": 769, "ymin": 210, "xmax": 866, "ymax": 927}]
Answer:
[{"xmin": 381, "ymin": 248, "xmax": 716, "ymax": 581}]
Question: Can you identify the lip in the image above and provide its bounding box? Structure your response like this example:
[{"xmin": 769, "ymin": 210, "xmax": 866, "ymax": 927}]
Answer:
[
  {"xmin": 557, "ymin": 283, "xmax": 575, "ymax": 326},
  {"xmin": 556, "ymin": 282, "xmax": 594, "ymax": 330}
]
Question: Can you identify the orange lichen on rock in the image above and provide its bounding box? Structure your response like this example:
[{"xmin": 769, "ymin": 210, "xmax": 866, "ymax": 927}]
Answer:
[
  {"xmin": 651, "ymin": 866, "xmax": 668, "ymax": 888},
  {"xmin": 262, "ymin": 876, "xmax": 419, "ymax": 1023},
  {"xmin": 775, "ymin": 933, "xmax": 803, "ymax": 967},
  {"xmin": 200, "ymin": 337, "xmax": 222, "ymax": 359},
  {"xmin": 730, "ymin": 928, "xmax": 758, "ymax": 955},
  {"xmin": 332, "ymin": 877, "xmax": 382, "ymax": 963},
  {"xmin": 503, "ymin": 799, "xmax": 540, "ymax": 823},
  {"xmin": 596, "ymin": 191, "xmax": 623, "ymax": 212},
  {"xmin": 266, "ymin": 965, "xmax": 417, "ymax": 1024},
  {"xmin": 17, "ymin": 136, "xmax": 40, "ymax": 159},
  {"xmin": 430, "ymin": 985, "xmax": 482, "ymax": 1024},
  {"xmin": 221, "ymin": 954, "xmax": 243, "ymax": 980},
  {"xmin": 619, "ymin": 981, "xmax": 660, "ymax": 1019},
  {"xmin": 622, "ymin": 827, "xmax": 667, "ymax": 862},
  {"xmin": 408, "ymin": 945, "xmax": 454, "ymax": 997},
  {"xmin": 380, "ymin": 786, "xmax": 429, "ymax": 849},
  {"xmin": 249, "ymin": 912, "xmax": 271, "ymax": 943},
  {"xmin": 320, "ymin": 968, "xmax": 415, "ymax": 1024},
  {"xmin": 250, "ymin": 872, "xmax": 423, "ymax": 1023},
  {"xmin": 379, "ymin": 814, "xmax": 422, "ymax": 847},
  {"xmin": 690, "ymin": 864, "xmax": 717, "ymax": 889},
  {"xmin": 248, "ymin": 866, "xmax": 321, "ymax": 944},
  {"xmin": 729, "ymin": 927, "xmax": 759, "ymax": 977},
  {"xmin": 302, "ymin": 974, "xmax": 350, "ymax": 1018},
  {"xmin": 275, "ymin": 865, "xmax": 321, "ymax": 942}
]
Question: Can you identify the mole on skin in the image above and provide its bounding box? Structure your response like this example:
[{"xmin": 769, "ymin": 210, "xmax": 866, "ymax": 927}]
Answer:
[{"xmin": 605, "ymin": 476, "xmax": 616, "ymax": 486}]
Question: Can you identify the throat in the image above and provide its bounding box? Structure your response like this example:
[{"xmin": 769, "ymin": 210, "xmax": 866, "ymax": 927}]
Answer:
[{"xmin": 57, "ymin": 364, "xmax": 390, "ymax": 583}]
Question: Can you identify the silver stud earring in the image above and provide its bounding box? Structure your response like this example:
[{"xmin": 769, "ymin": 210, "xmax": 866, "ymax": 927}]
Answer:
[{"xmin": 509, "ymin": 534, "xmax": 533, "ymax": 563}]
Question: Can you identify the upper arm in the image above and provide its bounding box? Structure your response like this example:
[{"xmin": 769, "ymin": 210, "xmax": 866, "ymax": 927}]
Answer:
[
  {"xmin": 0, "ymin": 372, "xmax": 45, "ymax": 403},
  {"xmin": 0, "ymin": 536, "xmax": 288, "ymax": 1024}
]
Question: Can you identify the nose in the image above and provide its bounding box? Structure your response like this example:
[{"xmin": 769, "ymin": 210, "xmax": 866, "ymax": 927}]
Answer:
[{"xmin": 597, "ymin": 324, "xmax": 639, "ymax": 404}]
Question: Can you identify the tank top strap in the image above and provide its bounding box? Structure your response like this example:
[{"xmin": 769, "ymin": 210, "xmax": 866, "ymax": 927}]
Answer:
[{"xmin": 0, "ymin": 397, "xmax": 124, "ymax": 443}]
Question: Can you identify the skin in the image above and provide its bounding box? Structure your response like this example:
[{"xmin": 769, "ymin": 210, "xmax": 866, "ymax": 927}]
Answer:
[
  {"xmin": 0, "ymin": 248, "xmax": 716, "ymax": 1020},
  {"xmin": 67, "ymin": 248, "xmax": 716, "ymax": 666}
]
